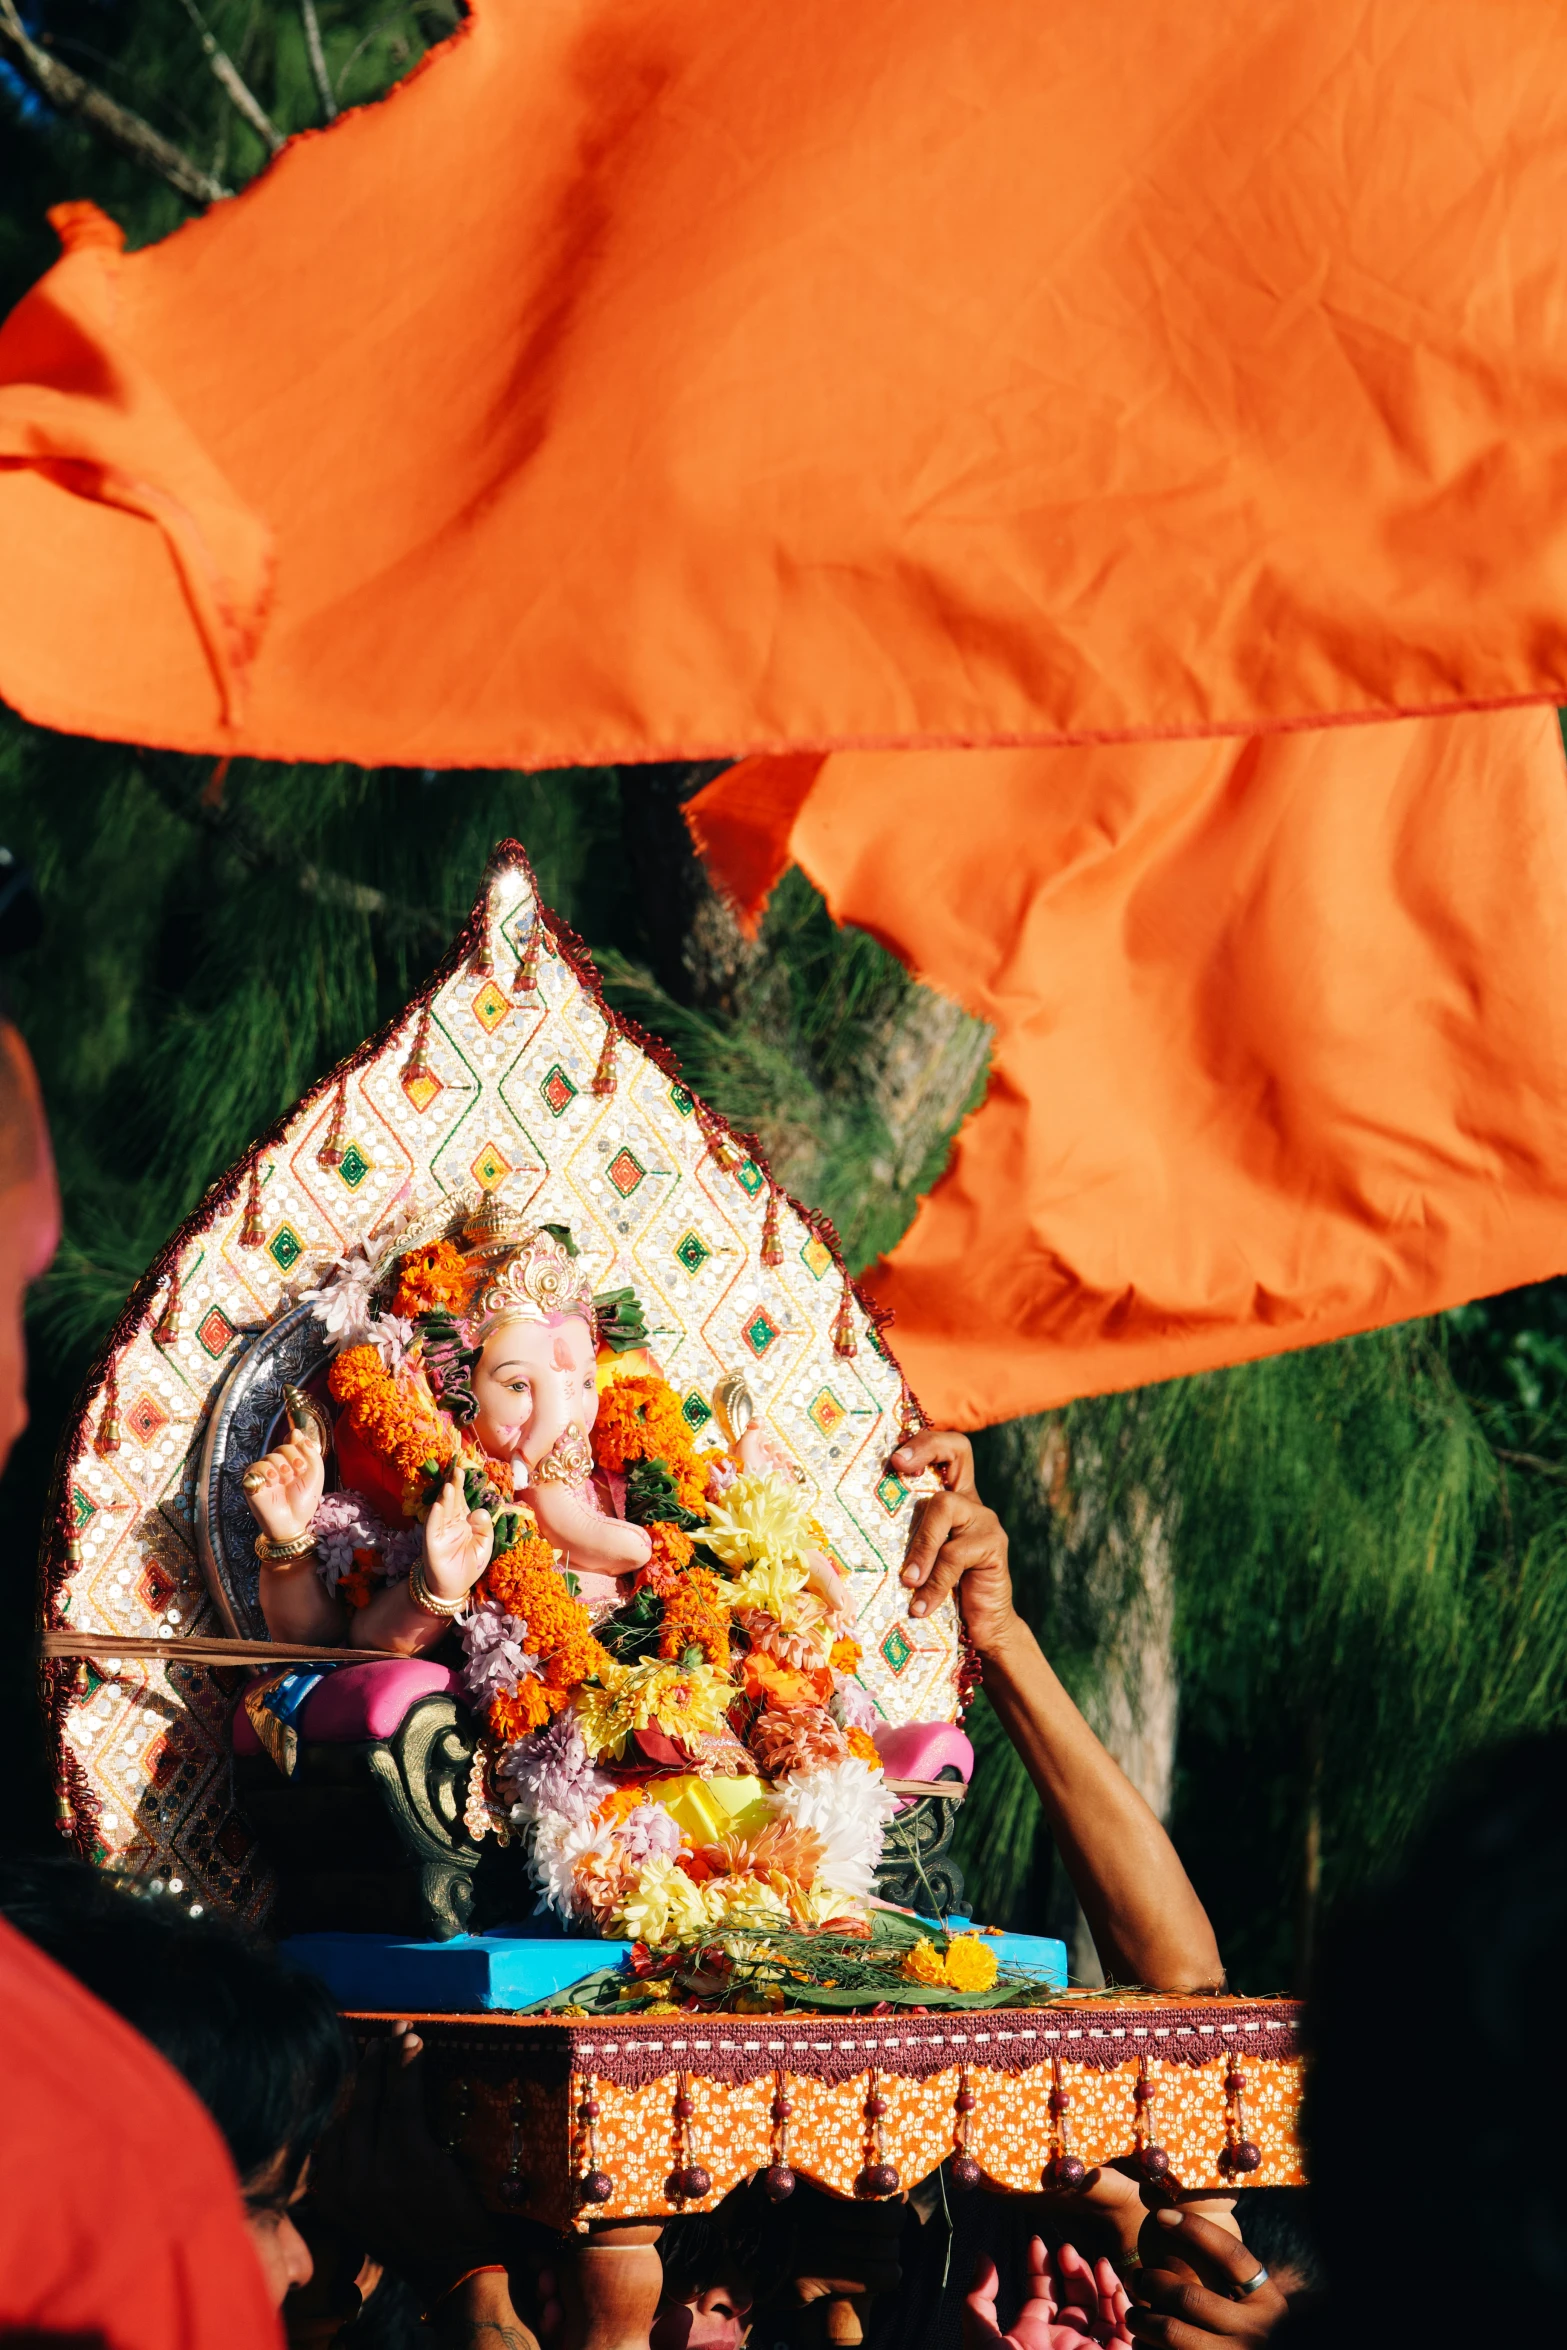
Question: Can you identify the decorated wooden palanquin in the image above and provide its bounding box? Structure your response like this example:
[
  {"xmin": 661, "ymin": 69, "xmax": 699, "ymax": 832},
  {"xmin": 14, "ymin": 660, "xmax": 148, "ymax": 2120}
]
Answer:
[
  {"xmin": 357, "ymin": 1996, "xmax": 1304, "ymax": 2228},
  {"xmin": 40, "ymin": 840, "xmax": 960, "ymax": 1922}
]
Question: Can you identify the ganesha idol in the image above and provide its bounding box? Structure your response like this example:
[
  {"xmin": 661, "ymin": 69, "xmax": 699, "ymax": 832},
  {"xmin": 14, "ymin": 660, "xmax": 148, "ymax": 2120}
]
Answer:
[{"xmin": 239, "ymin": 1194, "xmax": 905, "ymax": 1946}]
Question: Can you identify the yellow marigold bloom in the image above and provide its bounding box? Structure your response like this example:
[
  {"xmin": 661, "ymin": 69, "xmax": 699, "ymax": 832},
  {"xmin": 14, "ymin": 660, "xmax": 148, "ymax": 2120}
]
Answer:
[
  {"xmin": 830, "ymin": 1636, "xmax": 863, "ymax": 1674},
  {"xmin": 901, "ymin": 1937, "xmax": 949, "ymax": 1988},
  {"xmin": 944, "ymin": 1935, "xmax": 999, "ymax": 1993},
  {"xmin": 845, "ymin": 1726, "xmax": 882, "ymax": 1767},
  {"xmin": 704, "ymin": 1471, "xmax": 817, "ymax": 1573}
]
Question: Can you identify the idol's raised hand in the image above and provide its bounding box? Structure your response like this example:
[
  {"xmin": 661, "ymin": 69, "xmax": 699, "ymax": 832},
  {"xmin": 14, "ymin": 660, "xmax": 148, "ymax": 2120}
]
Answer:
[
  {"xmin": 241, "ymin": 1422, "xmax": 325, "ymax": 1546},
  {"xmin": 421, "ymin": 1462, "xmax": 495, "ymax": 1600},
  {"xmin": 893, "ymin": 1428, "xmax": 1017, "ymax": 1656}
]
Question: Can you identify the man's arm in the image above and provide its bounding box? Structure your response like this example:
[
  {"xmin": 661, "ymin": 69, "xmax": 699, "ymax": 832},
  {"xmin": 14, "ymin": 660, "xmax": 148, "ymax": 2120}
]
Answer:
[{"xmin": 894, "ymin": 1431, "xmax": 1223, "ymax": 1993}]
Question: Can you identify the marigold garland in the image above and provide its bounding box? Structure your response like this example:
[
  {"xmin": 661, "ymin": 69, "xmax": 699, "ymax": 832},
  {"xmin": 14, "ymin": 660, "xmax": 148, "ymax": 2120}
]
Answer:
[
  {"xmin": 328, "ymin": 1344, "xmax": 453, "ymax": 1503},
  {"xmin": 479, "ymin": 1538, "xmax": 610, "ymax": 1692},
  {"xmin": 393, "ymin": 1238, "xmax": 477, "ymax": 1319},
  {"xmin": 830, "ymin": 1636, "xmax": 863, "ymax": 1674},
  {"xmin": 592, "ymin": 1373, "xmax": 709, "ymax": 1513},
  {"xmin": 487, "ymin": 1680, "xmax": 561, "ymax": 1741},
  {"xmin": 658, "ymin": 1565, "xmax": 732, "ymax": 1671},
  {"xmin": 845, "ymin": 1726, "xmax": 882, "ymax": 1766}
]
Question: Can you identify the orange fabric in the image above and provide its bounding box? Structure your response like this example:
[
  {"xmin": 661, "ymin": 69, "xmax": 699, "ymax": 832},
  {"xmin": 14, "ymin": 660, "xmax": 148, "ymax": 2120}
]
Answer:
[
  {"xmin": 5, "ymin": 2, "xmax": 1567, "ymax": 760},
  {"xmin": 0, "ymin": 1914, "xmax": 281, "ymax": 2350},
  {"xmin": 690, "ymin": 710, "xmax": 1567, "ymax": 1422}
]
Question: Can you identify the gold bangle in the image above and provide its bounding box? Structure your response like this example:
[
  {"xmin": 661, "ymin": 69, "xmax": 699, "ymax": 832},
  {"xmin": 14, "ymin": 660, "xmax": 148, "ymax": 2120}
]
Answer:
[
  {"xmin": 408, "ymin": 1560, "xmax": 466, "ymax": 1619},
  {"xmin": 254, "ymin": 1530, "xmax": 318, "ymax": 1565}
]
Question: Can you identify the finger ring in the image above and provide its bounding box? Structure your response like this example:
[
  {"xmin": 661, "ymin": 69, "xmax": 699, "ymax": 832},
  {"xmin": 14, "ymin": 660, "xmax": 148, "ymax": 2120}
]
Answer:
[
  {"xmin": 241, "ymin": 1465, "xmax": 269, "ymax": 1493},
  {"xmin": 1232, "ymin": 2266, "xmax": 1270, "ymax": 2298}
]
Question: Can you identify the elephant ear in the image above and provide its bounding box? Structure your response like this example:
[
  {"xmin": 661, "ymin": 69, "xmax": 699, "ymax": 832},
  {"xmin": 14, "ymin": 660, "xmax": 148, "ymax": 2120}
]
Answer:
[{"xmin": 44, "ymin": 838, "xmax": 948, "ymax": 1925}]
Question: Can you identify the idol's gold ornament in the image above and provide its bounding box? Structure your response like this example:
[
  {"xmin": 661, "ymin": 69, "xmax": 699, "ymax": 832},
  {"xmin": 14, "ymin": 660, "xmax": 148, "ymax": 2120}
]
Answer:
[{"xmin": 532, "ymin": 1420, "xmax": 594, "ymax": 1487}]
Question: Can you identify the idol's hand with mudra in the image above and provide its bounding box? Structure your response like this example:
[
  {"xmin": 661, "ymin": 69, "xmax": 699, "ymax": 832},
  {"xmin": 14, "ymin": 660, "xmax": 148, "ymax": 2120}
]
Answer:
[
  {"xmin": 419, "ymin": 1464, "xmax": 496, "ymax": 1607},
  {"xmin": 241, "ymin": 1406, "xmax": 342, "ymax": 1644},
  {"xmin": 242, "ymin": 1419, "xmax": 327, "ymax": 1551}
]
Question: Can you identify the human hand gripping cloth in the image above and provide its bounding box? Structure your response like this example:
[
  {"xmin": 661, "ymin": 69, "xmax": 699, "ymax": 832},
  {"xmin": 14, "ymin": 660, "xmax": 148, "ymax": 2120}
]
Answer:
[
  {"xmin": 6, "ymin": 0, "xmax": 1567, "ymax": 758},
  {"xmin": 688, "ymin": 710, "xmax": 1567, "ymax": 1423}
]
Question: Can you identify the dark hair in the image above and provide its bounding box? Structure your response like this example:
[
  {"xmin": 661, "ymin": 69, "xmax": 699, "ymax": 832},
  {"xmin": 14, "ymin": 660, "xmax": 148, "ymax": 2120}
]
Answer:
[
  {"xmin": 1306, "ymin": 1731, "xmax": 1567, "ymax": 2329},
  {"xmin": 0, "ymin": 1853, "xmax": 350, "ymax": 2198},
  {"xmin": 1230, "ymin": 2188, "xmax": 1319, "ymax": 2297}
]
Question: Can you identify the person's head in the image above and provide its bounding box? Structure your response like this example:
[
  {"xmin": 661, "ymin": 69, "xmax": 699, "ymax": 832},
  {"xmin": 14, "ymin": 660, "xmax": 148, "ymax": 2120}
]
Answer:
[
  {"xmin": 0, "ymin": 1854, "xmax": 350, "ymax": 2306},
  {"xmin": 1307, "ymin": 1731, "xmax": 1567, "ymax": 2330},
  {"xmin": 1227, "ymin": 2188, "xmax": 1319, "ymax": 2302},
  {"xmin": 0, "ymin": 1018, "xmax": 60, "ymax": 1475}
]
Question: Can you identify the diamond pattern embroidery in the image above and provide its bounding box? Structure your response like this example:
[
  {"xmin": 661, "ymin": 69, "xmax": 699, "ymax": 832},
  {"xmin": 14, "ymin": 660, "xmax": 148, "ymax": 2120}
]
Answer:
[
  {"xmin": 743, "ymin": 1308, "xmax": 781, "ymax": 1357},
  {"xmin": 809, "ymin": 1387, "xmax": 847, "ymax": 1438},
  {"xmin": 472, "ymin": 979, "xmax": 510, "ymax": 1033},
  {"xmin": 541, "ymin": 1064, "xmax": 577, "ymax": 1116},
  {"xmin": 881, "ymin": 1625, "xmax": 915, "ymax": 1674},
  {"xmin": 402, "ymin": 1069, "xmax": 443, "ymax": 1114},
  {"xmin": 471, "ymin": 1140, "xmax": 512, "ymax": 1191},
  {"xmin": 736, "ymin": 1158, "xmax": 765, "ymax": 1197},
  {"xmin": 607, "ymin": 1148, "xmax": 646, "ymax": 1197},
  {"xmin": 197, "ymin": 1306, "xmax": 236, "ymax": 1358},
  {"xmin": 682, "ymin": 1392, "xmax": 713, "ymax": 1430},
  {"xmin": 125, "ymin": 1392, "xmax": 169, "ymax": 1446},
  {"xmin": 800, "ymin": 1236, "xmax": 834, "ymax": 1281},
  {"xmin": 875, "ymin": 1472, "xmax": 909, "ymax": 1515},
  {"xmin": 669, "ymin": 1083, "xmax": 694, "ymax": 1116},
  {"xmin": 268, "ymin": 1224, "xmax": 304, "ymax": 1273},
  {"xmin": 674, "ymin": 1230, "xmax": 711, "ymax": 1274},
  {"xmin": 70, "ymin": 1485, "xmax": 97, "ymax": 1528},
  {"xmin": 337, "ymin": 1142, "xmax": 370, "ymax": 1189}
]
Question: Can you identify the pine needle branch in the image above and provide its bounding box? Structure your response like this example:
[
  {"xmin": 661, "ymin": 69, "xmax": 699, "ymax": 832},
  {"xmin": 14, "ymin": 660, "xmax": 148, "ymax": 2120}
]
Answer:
[
  {"xmin": 0, "ymin": 0, "xmax": 230, "ymax": 206},
  {"xmin": 174, "ymin": 0, "xmax": 284, "ymax": 155},
  {"xmin": 299, "ymin": 0, "xmax": 337, "ymax": 120}
]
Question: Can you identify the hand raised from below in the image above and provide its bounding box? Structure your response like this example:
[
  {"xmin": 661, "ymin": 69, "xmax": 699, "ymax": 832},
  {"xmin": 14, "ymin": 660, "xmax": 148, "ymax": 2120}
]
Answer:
[
  {"xmin": 310, "ymin": 2021, "xmax": 494, "ymax": 2306},
  {"xmin": 422, "ymin": 1462, "xmax": 495, "ymax": 1601},
  {"xmin": 243, "ymin": 1426, "xmax": 325, "ymax": 1546},
  {"xmin": 1127, "ymin": 2209, "xmax": 1287, "ymax": 2348},
  {"xmin": 965, "ymin": 2239, "xmax": 1132, "ymax": 2350},
  {"xmin": 893, "ymin": 1428, "xmax": 1018, "ymax": 1657}
]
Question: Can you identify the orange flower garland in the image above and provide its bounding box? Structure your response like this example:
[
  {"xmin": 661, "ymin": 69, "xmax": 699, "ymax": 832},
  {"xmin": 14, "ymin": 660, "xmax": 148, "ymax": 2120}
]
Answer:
[
  {"xmin": 392, "ymin": 1237, "xmax": 476, "ymax": 1319},
  {"xmin": 657, "ymin": 1565, "xmax": 732, "ymax": 1671},
  {"xmin": 328, "ymin": 1344, "xmax": 453, "ymax": 1505},
  {"xmin": 480, "ymin": 1536, "xmax": 610, "ymax": 1693},
  {"xmin": 592, "ymin": 1374, "xmax": 709, "ymax": 1514},
  {"xmin": 846, "ymin": 1726, "xmax": 882, "ymax": 1766}
]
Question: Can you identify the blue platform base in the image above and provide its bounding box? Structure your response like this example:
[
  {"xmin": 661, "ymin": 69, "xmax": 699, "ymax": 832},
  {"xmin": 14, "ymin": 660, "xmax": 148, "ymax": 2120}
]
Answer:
[{"xmin": 283, "ymin": 1922, "xmax": 1068, "ymax": 2013}]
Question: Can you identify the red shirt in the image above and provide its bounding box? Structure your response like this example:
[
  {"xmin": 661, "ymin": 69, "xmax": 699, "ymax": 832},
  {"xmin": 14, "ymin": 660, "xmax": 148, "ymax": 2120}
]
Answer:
[{"xmin": 0, "ymin": 1914, "xmax": 281, "ymax": 2350}]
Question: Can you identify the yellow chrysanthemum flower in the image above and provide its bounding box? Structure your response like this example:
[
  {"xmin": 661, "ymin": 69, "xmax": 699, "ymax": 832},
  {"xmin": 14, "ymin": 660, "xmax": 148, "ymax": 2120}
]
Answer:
[
  {"xmin": 944, "ymin": 1935, "xmax": 999, "ymax": 1993},
  {"xmin": 611, "ymin": 1855, "xmax": 711, "ymax": 1946},
  {"xmin": 575, "ymin": 1658, "xmax": 733, "ymax": 1759},
  {"xmin": 901, "ymin": 1937, "xmax": 949, "ymax": 1988},
  {"xmin": 704, "ymin": 1471, "xmax": 818, "ymax": 1573},
  {"xmin": 727, "ymin": 1556, "xmax": 812, "ymax": 1622}
]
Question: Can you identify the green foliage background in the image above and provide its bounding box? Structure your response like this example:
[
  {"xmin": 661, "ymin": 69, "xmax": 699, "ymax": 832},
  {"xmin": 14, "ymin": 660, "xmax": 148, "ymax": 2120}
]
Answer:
[{"xmin": 5, "ymin": 3, "xmax": 1567, "ymax": 1986}]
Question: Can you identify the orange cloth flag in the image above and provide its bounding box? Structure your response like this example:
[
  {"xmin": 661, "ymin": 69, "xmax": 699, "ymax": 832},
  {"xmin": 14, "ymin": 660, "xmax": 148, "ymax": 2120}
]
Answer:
[
  {"xmin": 5, "ymin": 0, "xmax": 1567, "ymax": 759},
  {"xmin": 690, "ymin": 711, "xmax": 1567, "ymax": 1424}
]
